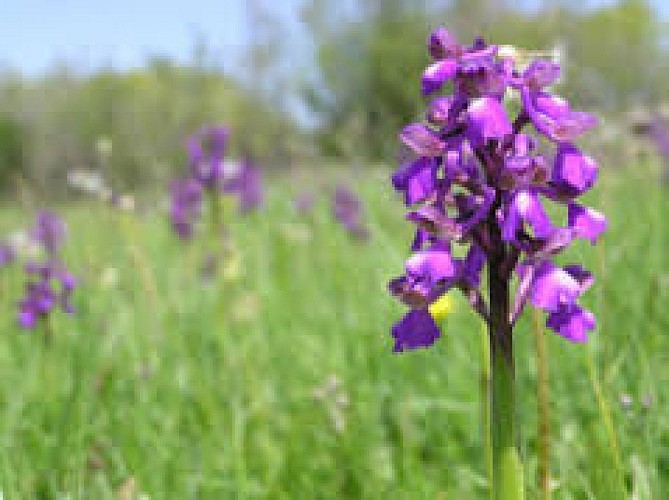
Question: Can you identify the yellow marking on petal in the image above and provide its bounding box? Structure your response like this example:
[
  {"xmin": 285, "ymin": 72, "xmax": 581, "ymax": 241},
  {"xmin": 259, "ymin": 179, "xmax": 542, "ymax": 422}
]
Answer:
[{"xmin": 429, "ymin": 293, "xmax": 454, "ymax": 321}]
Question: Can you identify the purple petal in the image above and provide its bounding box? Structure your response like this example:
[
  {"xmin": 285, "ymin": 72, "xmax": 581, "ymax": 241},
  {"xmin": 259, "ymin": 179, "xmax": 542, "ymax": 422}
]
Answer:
[
  {"xmin": 501, "ymin": 198, "xmax": 522, "ymax": 242},
  {"xmin": 32, "ymin": 210, "xmax": 67, "ymax": 254},
  {"xmin": 411, "ymin": 228, "xmax": 430, "ymax": 251},
  {"xmin": 525, "ymin": 90, "xmax": 597, "ymax": 142},
  {"xmin": 392, "ymin": 157, "xmax": 437, "ymax": 205},
  {"xmin": 191, "ymin": 159, "xmax": 222, "ymax": 187},
  {"xmin": 59, "ymin": 272, "xmax": 77, "ymax": 291},
  {"xmin": 422, "ymin": 59, "xmax": 458, "ymax": 95},
  {"xmin": 406, "ymin": 205, "xmax": 461, "ymax": 241},
  {"xmin": 467, "ymin": 97, "xmax": 512, "ymax": 147},
  {"xmin": 530, "ymin": 260, "xmax": 581, "ymax": 313},
  {"xmin": 521, "ymin": 90, "xmax": 568, "ymax": 141},
  {"xmin": 391, "ymin": 309, "xmax": 441, "ymax": 352},
  {"xmin": 186, "ymin": 136, "xmax": 203, "ymax": 165},
  {"xmin": 36, "ymin": 294, "xmax": 55, "ymax": 314},
  {"xmin": 505, "ymin": 154, "xmax": 533, "ymax": 174},
  {"xmin": 563, "ymin": 264, "xmax": 594, "ymax": 292},
  {"xmin": 18, "ymin": 309, "xmax": 37, "ymax": 329},
  {"xmin": 405, "ymin": 245, "xmax": 457, "ymax": 283},
  {"xmin": 512, "ymin": 134, "xmax": 537, "ymax": 157},
  {"xmin": 568, "ymin": 203, "xmax": 607, "ymax": 244},
  {"xmin": 237, "ymin": 163, "xmax": 263, "ymax": 213},
  {"xmin": 552, "ymin": 144, "xmax": 598, "ymax": 197},
  {"xmin": 459, "ymin": 44, "xmax": 498, "ymax": 73},
  {"xmin": 399, "ymin": 124, "xmax": 446, "ymax": 157},
  {"xmin": 0, "ymin": 243, "xmax": 15, "ymax": 268},
  {"xmin": 205, "ymin": 126, "xmax": 230, "ymax": 158},
  {"xmin": 428, "ymin": 27, "xmax": 459, "ymax": 60},
  {"xmin": 196, "ymin": 125, "xmax": 229, "ymax": 159},
  {"xmin": 169, "ymin": 177, "xmax": 203, "ymax": 240},
  {"xmin": 552, "ymin": 112, "xmax": 598, "ymax": 142},
  {"xmin": 460, "ymin": 186, "xmax": 495, "ymax": 235},
  {"xmin": 331, "ymin": 186, "xmax": 368, "ymax": 240},
  {"xmin": 546, "ymin": 304, "xmax": 595, "ymax": 343},
  {"xmin": 462, "ymin": 244, "xmax": 486, "ymax": 288},
  {"xmin": 524, "ymin": 60, "xmax": 561, "ymax": 89},
  {"xmin": 172, "ymin": 221, "xmax": 194, "ymax": 239},
  {"xmin": 443, "ymin": 148, "xmax": 462, "ymax": 180},
  {"xmin": 533, "ymin": 93, "xmax": 569, "ymax": 119},
  {"xmin": 517, "ymin": 191, "xmax": 552, "ymax": 238},
  {"xmin": 528, "ymin": 227, "xmax": 575, "ymax": 258},
  {"xmin": 427, "ymin": 96, "xmax": 454, "ymax": 126},
  {"xmin": 187, "ymin": 126, "xmax": 230, "ymax": 187},
  {"xmin": 502, "ymin": 190, "xmax": 553, "ymax": 241}
]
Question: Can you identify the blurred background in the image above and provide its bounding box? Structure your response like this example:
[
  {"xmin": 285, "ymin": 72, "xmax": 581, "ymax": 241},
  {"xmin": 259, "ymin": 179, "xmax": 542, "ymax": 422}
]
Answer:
[
  {"xmin": 1, "ymin": 0, "xmax": 668, "ymax": 194},
  {"xmin": 0, "ymin": 0, "xmax": 668, "ymax": 498}
]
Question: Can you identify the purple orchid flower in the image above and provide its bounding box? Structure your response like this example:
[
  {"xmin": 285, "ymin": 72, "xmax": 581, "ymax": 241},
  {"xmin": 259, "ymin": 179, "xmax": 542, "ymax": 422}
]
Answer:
[
  {"xmin": 646, "ymin": 115, "xmax": 669, "ymax": 183},
  {"xmin": 18, "ymin": 261, "xmax": 76, "ymax": 330},
  {"xmin": 171, "ymin": 126, "xmax": 264, "ymax": 242},
  {"xmin": 32, "ymin": 210, "xmax": 67, "ymax": 255},
  {"xmin": 389, "ymin": 29, "xmax": 606, "ymax": 352},
  {"xmin": 18, "ymin": 212, "xmax": 77, "ymax": 332},
  {"xmin": 222, "ymin": 159, "xmax": 263, "ymax": 214},
  {"xmin": 0, "ymin": 241, "xmax": 15, "ymax": 268},
  {"xmin": 169, "ymin": 178, "xmax": 203, "ymax": 240},
  {"xmin": 331, "ymin": 185, "xmax": 370, "ymax": 241},
  {"xmin": 187, "ymin": 126, "xmax": 230, "ymax": 191},
  {"xmin": 294, "ymin": 191, "xmax": 316, "ymax": 215}
]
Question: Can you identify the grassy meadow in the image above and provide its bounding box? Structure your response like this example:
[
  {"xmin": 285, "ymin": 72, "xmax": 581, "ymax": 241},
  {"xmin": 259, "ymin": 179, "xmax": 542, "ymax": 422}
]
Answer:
[{"xmin": 0, "ymin": 159, "xmax": 666, "ymax": 498}]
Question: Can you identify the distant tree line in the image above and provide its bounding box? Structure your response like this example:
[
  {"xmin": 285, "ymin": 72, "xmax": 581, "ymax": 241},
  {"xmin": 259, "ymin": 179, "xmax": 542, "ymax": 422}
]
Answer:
[
  {"xmin": 0, "ymin": 57, "xmax": 303, "ymax": 196},
  {"xmin": 0, "ymin": 0, "xmax": 666, "ymax": 196},
  {"xmin": 301, "ymin": 0, "xmax": 669, "ymax": 158}
]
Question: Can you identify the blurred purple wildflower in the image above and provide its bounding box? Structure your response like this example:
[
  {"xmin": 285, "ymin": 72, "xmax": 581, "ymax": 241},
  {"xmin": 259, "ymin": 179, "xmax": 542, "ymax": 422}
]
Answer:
[
  {"xmin": 170, "ymin": 126, "xmax": 263, "ymax": 240},
  {"xmin": 294, "ymin": 191, "xmax": 316, "ymax": 215},
  {"xmin": 647, "ymin": 115, "xmax": 669, "ymax": 183},
  {"xmin": 389, "ymin": 29, "xmax": 605, "ymax": 352},
  {"xmin": 12, "ymin": 211, "xmax": 78, "ymax": 332},
  {"xmin": 332, "ymin": 185, "xmax": 369, "ymax": 241},
  {"xmin": 18, "ymin": 261, "xmax": 76, "ymax": 330},
  {"xmin": 169, "ymin": 178, "xmax": 203, "ymax": 240},
  {"xmin": 187, "ymin": 125, "xmax": 229, "ymax": 190},
  {"xmin": 0, "ymin": 241, "xmax": 15, "ymax": 268},
  {"xmin": 223, "ymin": 159, "xmax": 263, "ymax": 213},
  {"xmin": 649, "ymin": 116, "xmax": 669, "ymax": 158},
  {"xmin": 32, "ymin": 210, "xmax": 67, "ymax": 255}
]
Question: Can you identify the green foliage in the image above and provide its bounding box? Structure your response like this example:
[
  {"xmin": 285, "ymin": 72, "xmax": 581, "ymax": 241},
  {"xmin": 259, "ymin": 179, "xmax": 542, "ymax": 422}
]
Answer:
[
  {"xmin": 307, "ymin": 4, "xmax": 429, "ymax": 158},
  {"xmin": 0, "ymin": 60, "xmax": 301, "ymax": 197},
  {"xmin": 303, "ymin": 0, "xmax": 669, "ymax": 159},
  {"xmin": 0, "ymin": 113, "xmax": 24, "ymax": 192},
  {"xmin": 564, "ymin": 0, "xmax": 662, "ymax": 108}
]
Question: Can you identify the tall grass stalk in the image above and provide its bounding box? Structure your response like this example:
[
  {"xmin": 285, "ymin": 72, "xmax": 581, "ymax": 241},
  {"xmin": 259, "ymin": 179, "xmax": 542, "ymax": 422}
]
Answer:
[
  {"xmin": 481, "ymin": 322, "xmax": 493, "ymax": 499},
  {"xmin": 532, "ymin": 310, "xmax": 550, "ymax": 500}
]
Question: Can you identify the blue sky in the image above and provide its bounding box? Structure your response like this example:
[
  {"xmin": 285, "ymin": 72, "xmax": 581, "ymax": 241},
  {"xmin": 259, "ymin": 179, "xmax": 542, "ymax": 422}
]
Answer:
[
  {"xmin": 0, "ymin": 0, "xmax": 304, "ymax": 74},
  {"xmin": 1, "ymin": 0, "xmax": 666, "ymax": 75}
]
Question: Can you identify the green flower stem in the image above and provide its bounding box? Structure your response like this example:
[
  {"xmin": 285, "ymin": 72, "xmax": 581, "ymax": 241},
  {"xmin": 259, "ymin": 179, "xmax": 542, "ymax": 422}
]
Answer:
[
  {"xmin": 43, "ymin": 315, "xmax": 54, "ymax": 347},
  {"xmin": 491, "ymin": 343, "xmax": 523, "ymax": 500},
  {"xmin": 489, "ymin": 258, "xmax": 524, "ymax": 500},
  {"xmin": 209, "ymin": 189, "xmax": 224, "ymax": 238}
]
